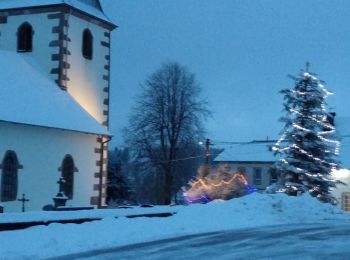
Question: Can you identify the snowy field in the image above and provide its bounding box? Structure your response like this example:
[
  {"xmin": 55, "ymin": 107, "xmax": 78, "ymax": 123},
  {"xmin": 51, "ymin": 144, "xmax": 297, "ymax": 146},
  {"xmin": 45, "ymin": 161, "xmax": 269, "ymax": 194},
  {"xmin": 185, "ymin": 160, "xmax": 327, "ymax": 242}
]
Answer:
[{"xmin": 1, "ymin": 193, "xmax": 350, "ymax": 259}]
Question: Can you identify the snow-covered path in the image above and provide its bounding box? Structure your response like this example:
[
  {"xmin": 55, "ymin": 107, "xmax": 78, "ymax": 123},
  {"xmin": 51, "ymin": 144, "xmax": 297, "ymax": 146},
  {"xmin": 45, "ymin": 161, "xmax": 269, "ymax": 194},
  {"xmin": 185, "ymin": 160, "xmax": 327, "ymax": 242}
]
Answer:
[
  {"xmin": 52, "ymin": 222, "xmax": 350, "ymax": 260},
  {"xmin": 1, "ymin": 193, "xmax": 350, "ymax": 259}
]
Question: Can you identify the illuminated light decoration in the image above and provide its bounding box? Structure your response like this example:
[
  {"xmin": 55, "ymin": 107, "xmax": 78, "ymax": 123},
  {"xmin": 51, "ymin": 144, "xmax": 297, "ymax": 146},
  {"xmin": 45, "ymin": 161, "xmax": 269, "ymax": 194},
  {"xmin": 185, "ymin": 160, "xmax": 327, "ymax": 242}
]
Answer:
[
  {"xmin": 245, "ymin": 183, "xmax": 257, "ymax": 193},
  {"xmin": 184, "ymin": 195, "xmax": 211, "ymax": 204},
  {"xmin": 189, "ymin": 173, "xmax": 248, "ymax": 188},
  {"xmin": 183, "ymin": 172, "xmax": 256, "ymax": 204}
]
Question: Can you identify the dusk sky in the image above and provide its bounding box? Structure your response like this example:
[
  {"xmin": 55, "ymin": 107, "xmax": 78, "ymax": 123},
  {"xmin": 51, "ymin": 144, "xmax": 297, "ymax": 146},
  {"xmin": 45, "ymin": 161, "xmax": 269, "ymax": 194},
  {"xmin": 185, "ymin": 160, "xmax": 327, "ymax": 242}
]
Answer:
[{"xmin": 102, "ymin": 0, "xmax": 350, "ymax": 147}]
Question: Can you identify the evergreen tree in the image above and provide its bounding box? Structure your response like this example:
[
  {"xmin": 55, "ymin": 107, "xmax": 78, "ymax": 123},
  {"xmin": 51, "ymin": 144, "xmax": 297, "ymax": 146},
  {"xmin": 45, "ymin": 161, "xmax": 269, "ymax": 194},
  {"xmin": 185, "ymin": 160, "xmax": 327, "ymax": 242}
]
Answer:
[
  {"xmin": 273, "ymin": 68, "xmax": 340, "ymax": 203},
  {"xmin": 107, "ymin": 147, "xmax": 133, "ymax": 205}
]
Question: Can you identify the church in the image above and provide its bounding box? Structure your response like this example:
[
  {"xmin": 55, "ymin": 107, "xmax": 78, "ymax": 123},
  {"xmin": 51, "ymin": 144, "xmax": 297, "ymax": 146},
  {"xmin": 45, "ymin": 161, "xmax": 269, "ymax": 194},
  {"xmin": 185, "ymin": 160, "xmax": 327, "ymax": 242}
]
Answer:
[{"xmin": 0, "ymin": 0, "xmax": 116, "ymax": 212}]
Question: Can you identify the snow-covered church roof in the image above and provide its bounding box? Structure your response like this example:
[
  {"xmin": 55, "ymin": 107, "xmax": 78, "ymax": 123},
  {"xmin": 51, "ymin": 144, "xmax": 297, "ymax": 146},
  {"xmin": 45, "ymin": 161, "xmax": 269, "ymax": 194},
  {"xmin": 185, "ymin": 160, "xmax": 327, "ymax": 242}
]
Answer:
[
  {"xmin": 0, "ymin": 50, "xmax": 110, "ymax": 136},
  {"xmin": 214, "ymin": 141, "xmax": 276, "ymax": 163},
  {"xmin": 0, "ymin": 0, "xmax": 113, "ymax": 26}
]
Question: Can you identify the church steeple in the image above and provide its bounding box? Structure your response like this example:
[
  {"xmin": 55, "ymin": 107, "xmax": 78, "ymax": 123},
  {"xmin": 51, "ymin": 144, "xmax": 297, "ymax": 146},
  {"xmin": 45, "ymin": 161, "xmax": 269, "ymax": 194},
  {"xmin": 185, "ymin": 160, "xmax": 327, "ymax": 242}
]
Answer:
[{"xmin": 75, "ymin": 0, "xmax": 103, "ymax": 11}]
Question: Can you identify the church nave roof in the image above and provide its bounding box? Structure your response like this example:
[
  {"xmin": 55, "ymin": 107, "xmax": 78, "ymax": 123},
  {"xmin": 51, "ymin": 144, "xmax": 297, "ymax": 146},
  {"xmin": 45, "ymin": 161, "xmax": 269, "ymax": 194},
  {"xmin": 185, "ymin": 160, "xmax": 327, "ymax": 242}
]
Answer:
[{"xmin": 0, "ymin": 50, "xmax": 110, "ymax": 136}]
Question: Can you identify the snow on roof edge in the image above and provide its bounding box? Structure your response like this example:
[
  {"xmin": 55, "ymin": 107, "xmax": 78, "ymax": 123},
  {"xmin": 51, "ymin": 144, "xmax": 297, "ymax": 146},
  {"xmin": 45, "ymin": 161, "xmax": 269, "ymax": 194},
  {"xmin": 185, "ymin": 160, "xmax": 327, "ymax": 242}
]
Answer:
[
  {"xmin": 213, "ymin": 141, "xmax": 277, "ymax": 163},
  {"xmin": 0, "ymin": 120, "xmax": 112, "ymax": 137}
]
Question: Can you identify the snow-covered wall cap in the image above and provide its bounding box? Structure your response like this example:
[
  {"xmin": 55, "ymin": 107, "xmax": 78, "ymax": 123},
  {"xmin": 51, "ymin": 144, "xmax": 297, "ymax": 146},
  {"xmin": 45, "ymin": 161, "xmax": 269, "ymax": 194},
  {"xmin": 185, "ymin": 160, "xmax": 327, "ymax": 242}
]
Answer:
[
  {"xmin": 0, "ymin": 50, "xmax": 110, "ymax": 136},
  {"xmin": 0, "ymin": 0, "xmax": 115, "ymax": 27},
  {"xmin": 214, "ymin": 141, "xmax": 277, "ymax": 163}
]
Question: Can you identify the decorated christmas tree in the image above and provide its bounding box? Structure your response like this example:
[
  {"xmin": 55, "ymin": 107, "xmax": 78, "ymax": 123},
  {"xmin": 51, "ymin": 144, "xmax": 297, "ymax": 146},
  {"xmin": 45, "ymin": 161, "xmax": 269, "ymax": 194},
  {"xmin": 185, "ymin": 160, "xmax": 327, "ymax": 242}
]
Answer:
[{"xmin": 273, "ymin": 65, "xmax": 340, "ymax": 203}]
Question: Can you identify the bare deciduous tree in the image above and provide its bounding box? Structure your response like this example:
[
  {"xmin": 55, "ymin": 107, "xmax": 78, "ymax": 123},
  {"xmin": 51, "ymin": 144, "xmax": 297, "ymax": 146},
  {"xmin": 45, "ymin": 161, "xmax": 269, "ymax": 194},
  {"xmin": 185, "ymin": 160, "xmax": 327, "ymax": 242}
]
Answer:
[{"xmin": 125, "ymin": 62, "xmax": 210, "ymax": 204}]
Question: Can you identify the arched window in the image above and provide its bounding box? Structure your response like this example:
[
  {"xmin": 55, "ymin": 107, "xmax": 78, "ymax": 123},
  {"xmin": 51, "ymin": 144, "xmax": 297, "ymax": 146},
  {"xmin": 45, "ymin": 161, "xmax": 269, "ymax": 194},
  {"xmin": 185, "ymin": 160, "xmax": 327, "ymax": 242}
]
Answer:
[
  {"xmin": 59, "ymin": 155, "xmax": 78, "ymax": 199},
  {"xmin": 82, "ymin": 29, "xmax": 93, "ymax": 60},
  {"xmin": 17, "ymin": 22, "xmax": 33, "ymax": 52},
  {"xmin": 0, "ymin": 151, "xmax": 22, "ymax": 202}
]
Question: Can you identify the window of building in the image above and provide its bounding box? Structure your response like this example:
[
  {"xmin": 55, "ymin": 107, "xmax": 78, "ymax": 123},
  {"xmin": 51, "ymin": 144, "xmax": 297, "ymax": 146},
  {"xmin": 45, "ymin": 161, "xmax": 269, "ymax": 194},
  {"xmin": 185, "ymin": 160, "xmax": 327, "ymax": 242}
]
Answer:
[
  {"xmin": 17, "ymin": 22, "xmax": 33, "ymax": 52},
  {"xmin": 0, "ymin": 151, "xmax": 22, "ymax": 202},
  {"xmin": 269, "ymin": 168, "xmax": 278, "ymax": 184},
  {"xmin": 59, "ymin": 155, "xmax": 78, "ymax": 200},
  {"xmin": 253, "ymin": 168, "xmax": 262, "ymax": 185},
  {"xmin": 82, "ymin": 29, "xmax": 93, "ymax": 60},
  {"xmin": 342, "ymin": 193, "xmax": 350, "ymax": 211}
]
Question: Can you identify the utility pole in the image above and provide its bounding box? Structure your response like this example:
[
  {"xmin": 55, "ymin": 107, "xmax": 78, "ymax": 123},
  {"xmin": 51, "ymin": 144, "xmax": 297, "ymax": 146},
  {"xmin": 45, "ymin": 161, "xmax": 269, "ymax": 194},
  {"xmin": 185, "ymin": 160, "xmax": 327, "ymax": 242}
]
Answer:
[
  {"xmin": 205, "ymin": 138, "xmax": 210, "ymax": 165},
  {"xmin": 203, "ymin": 138, "xmax": 211, "ymax": 177}
]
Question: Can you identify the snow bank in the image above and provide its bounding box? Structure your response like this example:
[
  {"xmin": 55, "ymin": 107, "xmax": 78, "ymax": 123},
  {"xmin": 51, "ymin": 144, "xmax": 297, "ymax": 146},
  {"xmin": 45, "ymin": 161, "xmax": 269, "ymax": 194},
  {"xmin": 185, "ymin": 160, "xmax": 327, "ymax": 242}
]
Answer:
[
  {"xmin": 0, "ymin": 206, "xmax": 175, "ymax": 224},
  {"xmin": 0, "ymin": 193, "xmax": 349, "ymax": 259}
]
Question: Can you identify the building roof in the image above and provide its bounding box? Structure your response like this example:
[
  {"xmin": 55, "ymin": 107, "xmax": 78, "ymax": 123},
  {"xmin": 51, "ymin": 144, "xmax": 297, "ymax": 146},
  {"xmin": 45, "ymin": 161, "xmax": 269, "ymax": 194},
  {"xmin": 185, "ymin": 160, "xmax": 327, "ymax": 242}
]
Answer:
[
  {"xmin": 214, "ymin": 126, "xmax": 350, "ymax": 170},
  {"xmin": 214, "ymin": 141, "xmax": 277, "ymax": 163},
  {"xmin": 0, "ymin": 50, "xmax": 110, "ymax": 136},
  {"xmin": 0, "ymin": 0, "xmax": 113, "ymax": 25}
]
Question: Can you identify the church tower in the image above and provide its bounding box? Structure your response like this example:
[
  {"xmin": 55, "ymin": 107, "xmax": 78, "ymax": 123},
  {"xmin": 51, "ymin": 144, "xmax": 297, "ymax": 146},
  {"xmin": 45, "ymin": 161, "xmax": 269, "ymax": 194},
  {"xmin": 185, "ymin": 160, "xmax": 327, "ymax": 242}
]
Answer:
[
  {"xmin": 0, "ymin": 0, "xmax": 116, "ymax": 210},
  {"xmin": 0, "ymin": 0, "xmax": 116, "ymax": 126}
]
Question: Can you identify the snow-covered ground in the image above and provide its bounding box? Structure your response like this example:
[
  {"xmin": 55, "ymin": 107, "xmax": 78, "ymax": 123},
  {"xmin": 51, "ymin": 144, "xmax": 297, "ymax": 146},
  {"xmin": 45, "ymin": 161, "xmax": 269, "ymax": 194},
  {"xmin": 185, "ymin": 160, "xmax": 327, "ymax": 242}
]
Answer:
[{"xmin": 1, "ymin": 193, "xmax": 350, "ymax": 259}]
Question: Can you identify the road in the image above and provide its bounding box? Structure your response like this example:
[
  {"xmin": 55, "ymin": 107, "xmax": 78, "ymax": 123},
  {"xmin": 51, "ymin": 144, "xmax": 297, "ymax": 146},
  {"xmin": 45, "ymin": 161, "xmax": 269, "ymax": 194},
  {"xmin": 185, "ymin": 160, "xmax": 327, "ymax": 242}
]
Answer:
[{"xmin": 52, "ymin": 222, "xmax": 350, "ymax": 260}]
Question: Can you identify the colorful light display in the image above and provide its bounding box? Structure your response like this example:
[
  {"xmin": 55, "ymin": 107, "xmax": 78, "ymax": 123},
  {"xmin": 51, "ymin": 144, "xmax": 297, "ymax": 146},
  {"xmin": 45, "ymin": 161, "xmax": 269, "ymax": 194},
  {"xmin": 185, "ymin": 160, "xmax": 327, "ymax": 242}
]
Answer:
[{"xmin": 183, "ymin": 171, "xmax": 256, "ymax": 204}]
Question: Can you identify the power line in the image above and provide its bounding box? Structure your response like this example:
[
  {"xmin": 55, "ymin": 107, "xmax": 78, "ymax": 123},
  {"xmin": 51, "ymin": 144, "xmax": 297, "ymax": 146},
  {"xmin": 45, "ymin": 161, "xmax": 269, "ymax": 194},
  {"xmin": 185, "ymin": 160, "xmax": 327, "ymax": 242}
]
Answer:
[
  {"xmin": 155, "ymin": 152, "xmax": 222, "ymax": 164},
  {"xmin": 206, "ymin": 139, "xmax": 278, "ymax": 146}
]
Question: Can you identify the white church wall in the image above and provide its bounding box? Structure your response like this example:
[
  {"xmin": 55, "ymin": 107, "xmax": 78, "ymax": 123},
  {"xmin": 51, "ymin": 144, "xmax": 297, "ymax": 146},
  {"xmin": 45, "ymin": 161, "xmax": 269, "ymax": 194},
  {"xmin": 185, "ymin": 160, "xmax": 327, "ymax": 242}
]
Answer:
[
  {"xmin": 65, "ymin": 14, "xmax": 110, "ymax": 125},
  {"xmin": 0, "ymin": 12, "xmax": 59, "ymax": 82},
  {"xmin": 0, "ymin": 122, "xmax": 100, "ymax": 213}
]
